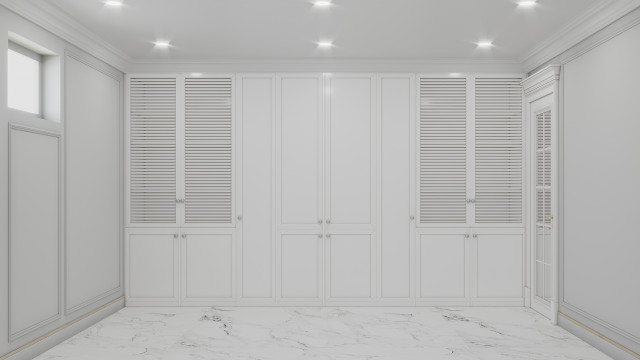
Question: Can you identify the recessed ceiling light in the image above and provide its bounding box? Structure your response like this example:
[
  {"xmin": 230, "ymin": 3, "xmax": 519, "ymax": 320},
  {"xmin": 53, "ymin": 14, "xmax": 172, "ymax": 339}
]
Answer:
[
  {"xmin": 104, "ymin": 1, "xmax": 123, "ymax": 6},
  {"xmin": 318, "ymin": 41, "xmax": 334, "ymax": 48},
  {"xmin": 190, "ymin": 73, "xmax": 203, "ymax": 77},
  {"xmin": 154, "ymin": 40, "xmax": 171, "ymax": 48},
  {"xmin": 477, "ymin": 41, "xmax": 493, "ymax": 48},
  {"xmin": 449, "ymin": 73, "xmax": 462, "ymax": 77},
  {"xmin": 314, "ymin": 1, "xmax": 332, "ymax": 7},
  {"xmin": 517, "ymin": 0, "xmax": 537, "ymax": 7}
]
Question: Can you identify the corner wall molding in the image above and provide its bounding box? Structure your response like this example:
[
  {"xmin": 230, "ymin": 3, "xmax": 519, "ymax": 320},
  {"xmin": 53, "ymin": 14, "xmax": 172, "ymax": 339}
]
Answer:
[
  {"xmin": 0, "ymin": 0, "xmax": 131, "ymax": 71},
  {"xmin": 520, "ymin": 0, "xmax": 640, "ymax": 73}
]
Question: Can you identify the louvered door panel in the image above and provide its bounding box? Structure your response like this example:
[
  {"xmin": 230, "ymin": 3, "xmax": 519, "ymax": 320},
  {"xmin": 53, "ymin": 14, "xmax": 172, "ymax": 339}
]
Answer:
[
  {"xmin": 475, "ymin": 78, "xmax": 523, "ymax": 224},
  {"xmin": 419, "ymin": 78, "xmax": 467, "ymax": 225},
  {"xmin": 184, "ymin": 77, "xmax": 233, "ymax": 225},
  {"xmin": 129, "ymin": 77, "xmax": 177, "ymax": 224}
]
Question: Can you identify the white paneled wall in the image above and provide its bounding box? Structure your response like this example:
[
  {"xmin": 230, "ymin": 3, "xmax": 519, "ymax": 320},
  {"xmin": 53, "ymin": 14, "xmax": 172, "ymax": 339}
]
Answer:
[{"xmin": 125, "ymin": 73, "xmax": 524, "ymax": 306}]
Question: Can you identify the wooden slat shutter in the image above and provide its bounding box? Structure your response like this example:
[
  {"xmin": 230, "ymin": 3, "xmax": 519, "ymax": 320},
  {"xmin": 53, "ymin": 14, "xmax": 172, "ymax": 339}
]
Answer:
[
  {"xmin": 184, "ymin": 77, "xmax": 233, "ymax": 225},
  {"xmin": 129, "ymin": 77, "xmax": 177, "ymax": 224},
  {"xmin": 419, "ymin": 78, "xmax": 467, "ymax": 224},
  {"xmin": 475, "ymin": 78, "xmax": 523, "ymax": 224},
  {"xmin": 536, "ymin": 110, "xmax": 552, "ymax": 227}
]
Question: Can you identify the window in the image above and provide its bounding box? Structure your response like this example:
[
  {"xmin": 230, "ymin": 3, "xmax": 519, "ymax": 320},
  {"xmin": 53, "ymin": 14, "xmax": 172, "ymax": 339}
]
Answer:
[{"xmin": 7, "ymin": 41, "xmax": 42, "ymax": 115}]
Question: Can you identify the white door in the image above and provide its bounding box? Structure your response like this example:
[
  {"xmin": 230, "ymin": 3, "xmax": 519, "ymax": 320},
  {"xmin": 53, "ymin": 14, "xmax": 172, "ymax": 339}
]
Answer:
[
  {"xmin": 530, "ymin": 95, "xmax": 557, "ymax": 321},
  {"xmin": 324, "ymin": 74, "xmax": 376, "ymax": 302},
  {"xmin": 275, "ymin": 74, "xmax": 324, "ymax": 303}
]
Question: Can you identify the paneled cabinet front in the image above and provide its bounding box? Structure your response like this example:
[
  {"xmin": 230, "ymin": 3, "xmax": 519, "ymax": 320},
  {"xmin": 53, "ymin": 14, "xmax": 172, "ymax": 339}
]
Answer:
[{"xmin": 275, "ymin": 74, "xmax": 377, "ymax": 304}]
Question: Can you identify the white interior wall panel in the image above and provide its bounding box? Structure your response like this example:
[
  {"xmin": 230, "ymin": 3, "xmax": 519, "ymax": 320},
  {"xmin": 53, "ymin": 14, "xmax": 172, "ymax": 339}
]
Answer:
[
  {"xmin": 563, "ymin": 23, "xmax": 640, "ymax": 345},
  {"xmin": 65, "ymin": 56, "xmax": 121, "ymax": 313},
  {"xmin": 379, "ymin": 75, "xmax": 414, "ymax": 301},
  {"xmin": 238, "ymin": 75, "xmax": 274, "ymax": 300},
  {"xmin": 9, "ymin": 126, "xmax": 60, "ymax": 340}
]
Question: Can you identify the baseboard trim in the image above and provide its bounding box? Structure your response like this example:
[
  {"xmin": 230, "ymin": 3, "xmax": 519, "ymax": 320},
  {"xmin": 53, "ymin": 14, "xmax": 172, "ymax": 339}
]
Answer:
[
  {"xmin": 1, "ymin": 296, "xmax": 124, "ymax": 360},
  {"xmin": 559, "ymin": 312, "xmax": 640, "ymax": 360}
]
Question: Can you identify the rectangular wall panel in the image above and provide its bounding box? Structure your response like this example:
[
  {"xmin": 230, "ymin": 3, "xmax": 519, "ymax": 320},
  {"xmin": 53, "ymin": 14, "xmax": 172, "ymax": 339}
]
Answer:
[
  {"xmin": 128, "ymin": 233, "xmax": 176, "ymax": 300},
  {"xmin": 328, "ymin": 234, "xmax": 372, "ymax": 299},
  {"xmin": 280, "ymin": 234, "xmax": 321, "ymax": 299},
  {"xmin": 240, "ymin": 76, "xmax": 273, "ymax": 298},
  {"xmin": 279, "ymin": 76, "xmax": 322, "ymax": 225},
  {"xmin": 419, "ymin": 234, "xmax": 466, "ymax": 299},
  {"xmin": 9, "ymin": 126, "xmax": 60, "ymax": 339},
  {"xmin": 65, "ymin": 56, "xmax": 121, "ymax": 312},
  {"xmin": 327, "ymin": 77, "xmax": 374, "ymax": 225},
  {"xmin": 380, "ymin": 76, "xmax": 412, "ymax": 299},
  {"xmin": 183, "ymin": 233, "xmax": 233, "ymax": 299}
]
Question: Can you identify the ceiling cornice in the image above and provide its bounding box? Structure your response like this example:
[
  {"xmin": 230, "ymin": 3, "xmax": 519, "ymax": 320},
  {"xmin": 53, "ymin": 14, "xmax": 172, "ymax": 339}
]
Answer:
[
  {"xmin": 0, "ymin": 0, "xmax": 131, "ymax": 71},
  {"xmin": 520, "ymin": 0, "xmax": 640, "ymax": 73}
]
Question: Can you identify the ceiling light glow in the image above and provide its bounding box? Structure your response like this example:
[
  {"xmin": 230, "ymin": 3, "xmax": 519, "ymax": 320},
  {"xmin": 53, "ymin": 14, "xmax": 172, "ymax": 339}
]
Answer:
[
  {"xmin": 314, "ymin": 1, "xmax": 332, "ymax": 7},
  {"xmin": 318, "ymin": 41, "xmax": 334, "ymax": 48},
  {"xmin": 449, "ymin": 73, "xmax": 462, "ymax": 77},
  {"xmin": 154, "ymin": 41, "xmax": 171, "ymax": 48},
  {"xmin": 477, "ymin": 41, "xmax": 493, "ymax": 48},
  {"xmin": 104, "ymin": 1, "xmax": 123, "ymax": 6},
  {"xmin": 517, "ymin": 0, "xmax": 537, "ymax": 7},
  {"xmin": 190, "ymin": 73, "xmax": 203, "ymax": 77}
]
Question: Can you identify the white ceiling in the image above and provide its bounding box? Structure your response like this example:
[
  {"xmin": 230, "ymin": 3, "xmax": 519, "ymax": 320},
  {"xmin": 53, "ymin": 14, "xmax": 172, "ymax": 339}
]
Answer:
[{"xmin": 46, "ymin": 0, "xmax": 604, "ymax": 61}]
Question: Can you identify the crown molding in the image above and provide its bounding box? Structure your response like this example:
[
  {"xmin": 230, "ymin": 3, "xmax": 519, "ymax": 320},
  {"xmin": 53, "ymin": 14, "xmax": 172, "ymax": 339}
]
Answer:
[
  {"xmin": 0, "ymin": 0, "xmax": 131, "ymax": 72},
  {"xmin": 520, "ymin": 0, "xmax": 640, "ymax": 73},
  {"xmin": 522, "ymin": 65, "xmax": 560, "ymax": 96}
]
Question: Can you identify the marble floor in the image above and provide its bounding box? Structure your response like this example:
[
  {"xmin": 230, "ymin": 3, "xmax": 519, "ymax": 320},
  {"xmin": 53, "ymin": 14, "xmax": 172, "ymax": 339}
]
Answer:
[{"xmin": 35, "ymin": 307, "xmax": 611, "ymax": 360}]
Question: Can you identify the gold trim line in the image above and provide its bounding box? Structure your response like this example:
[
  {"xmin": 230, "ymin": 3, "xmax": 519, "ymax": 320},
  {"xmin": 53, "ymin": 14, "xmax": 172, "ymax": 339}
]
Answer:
[{"xmin": 0, "ymin": 296, "xmax": 124, "ymax": 360}]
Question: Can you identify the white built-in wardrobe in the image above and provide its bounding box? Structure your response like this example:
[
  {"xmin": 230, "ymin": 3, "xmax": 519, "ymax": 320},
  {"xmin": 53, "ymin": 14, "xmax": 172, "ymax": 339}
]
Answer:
[{"xmin": 125, "ymin": 73, "xmax": 524, "ymax": 307}]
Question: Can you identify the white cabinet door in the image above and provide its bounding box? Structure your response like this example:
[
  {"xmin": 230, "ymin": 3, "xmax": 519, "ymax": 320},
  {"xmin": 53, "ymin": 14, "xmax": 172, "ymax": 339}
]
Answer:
[
  {"xmin": 326, "ymin": 233, "xmax": 374, "ymax": 300},
  {"xmin": 237, "ymin": 75, "xmax": 275, "ymax": 301},
  {"xmin": 417, "ymin": 231, "xmax": 469, "ymax": 304},
  {"xmin": 277, "ymin": 232, "xmax": 323, "ymax": 302},
  {"xmin": 472, "ymin": 231, "xmax": 524, "ymax": 305},
  {"xmin": 127, "ymin": 77, "xmax": 178, "ymax": 227},
  {"xmin": 181, "ymin": 230, "xmax": 234, "ymax": 303},
  {"xmin": 126, "ymin": 230, "xmax": 179, "ymax": 305},
  {"xmin": 277, "ymin": 75, "xmax": 323, "ymax": 227},
  {"xmin": 379, "ymin": 75, "xmax": 415, "ymax": 302},
  {"xmin": 276, "ymin": 75, "xmax": 324, "ymax": 303},
  {"xmin": 324, "ymin": 75, "xmax": 376, "ymax": 302}
]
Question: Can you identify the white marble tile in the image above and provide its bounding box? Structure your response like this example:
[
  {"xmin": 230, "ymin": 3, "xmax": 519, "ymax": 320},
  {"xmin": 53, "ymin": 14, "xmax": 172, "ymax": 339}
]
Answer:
[{"xmin": 34, "ymin": 307, "xmax": 612, "ymax": 360}]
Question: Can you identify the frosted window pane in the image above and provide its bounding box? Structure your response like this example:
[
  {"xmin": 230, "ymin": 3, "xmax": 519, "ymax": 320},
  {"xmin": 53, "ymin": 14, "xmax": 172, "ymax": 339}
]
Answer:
[{"xmin": 8, "ymin": 49, "xmax": 40, "ymax": 115}]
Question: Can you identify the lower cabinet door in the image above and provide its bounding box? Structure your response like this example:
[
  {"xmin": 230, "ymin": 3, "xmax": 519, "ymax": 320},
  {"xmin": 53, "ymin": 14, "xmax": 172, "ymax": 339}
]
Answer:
[
  {"xmin": 126, "ymin": 230, "xmax": 180, "ymax": 305},
  {"xmin": 325, "ymin": 233, "xmax": 375, "ymax": 302},
  {"xmin": 277, "ymin": 232, "xmax": 323, "ymax": 303},
  {"xmin": 181, "ymin": 229, "xmax": 235, "ymax": 304},
  {"xmin": 472, "ymin": 230, "xmax": 524, "ymax": 305},
  {"xmin": 417, "ymin": 231, "xmax": 469, "ymax": 304}
]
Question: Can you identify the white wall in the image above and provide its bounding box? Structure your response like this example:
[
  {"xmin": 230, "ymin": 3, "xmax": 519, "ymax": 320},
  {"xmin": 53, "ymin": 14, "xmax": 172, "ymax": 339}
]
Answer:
[
  {"xmin": 562, "ymin": 22, "xmax": 640, "ymax": 356},
  {"xmin": 0, "ymin": 5, "xmax": 123, "ymax": 359}
]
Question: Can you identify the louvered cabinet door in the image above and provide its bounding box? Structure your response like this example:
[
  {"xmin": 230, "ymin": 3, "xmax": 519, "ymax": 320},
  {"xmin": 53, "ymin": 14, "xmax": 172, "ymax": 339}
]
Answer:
[
  {"xmin": 418, "ymin": 77, "xmax": 468, "ymax": 226},
  {"xmin": 184, "ymin": 77, "xmax": 234, "ymax": 226},
  {"xmin": 128, "ymin": 77, "xmax": 178, "ymax": 226},
  {"xmin": 474, "ymin": 78, "xmax": 523, "ymax": 225}
]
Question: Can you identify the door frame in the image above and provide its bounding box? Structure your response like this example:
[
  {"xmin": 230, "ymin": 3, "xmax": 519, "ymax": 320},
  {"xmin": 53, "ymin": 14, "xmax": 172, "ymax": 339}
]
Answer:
[{"xmin": 522, "ymin": 65, "xmax": 561, "ymax": 323}]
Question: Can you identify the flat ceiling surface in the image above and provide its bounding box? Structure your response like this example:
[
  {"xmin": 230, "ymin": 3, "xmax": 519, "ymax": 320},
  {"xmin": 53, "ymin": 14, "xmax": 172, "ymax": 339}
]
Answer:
[{"xmin": 47, "ymin": 0, "xmax": 603, "ymax": 61}]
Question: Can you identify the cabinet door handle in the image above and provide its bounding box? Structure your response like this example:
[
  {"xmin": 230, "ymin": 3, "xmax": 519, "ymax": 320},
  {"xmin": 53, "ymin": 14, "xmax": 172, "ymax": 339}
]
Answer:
[
  {"xmin": 181, "ymin": 234, "xmax": 187, "ymax": 239},
  {"xmin": 326, "ymin": 219, "xmax": 331, "ymax": 224},
  {"xmin": 173, "ymin": 233, "xmax": 179, "ymax": 239},
  {"xmin": 237, "ymin": 215, "xmax": 243, "ymax": 221},
  {"xmin": 317, "ymin": 234, "xmax": 323, "ymax": 239},
  {"xmin": 326, "ymin": 234, "xmax": 331, "ymax": 239},
  {"xmin": 472, "ymin": 234, "xmax": 478, "ymax": 239},
  {"xmin": 464, "ymin": 234, "xmax": 470, "ymax": 238},
  {"xmin": 318, "ymin": 220, "xmax": 323, "ymax": 224},
  {"xmin": 410, "ymin": 215, "xmax": 415, "ymax": 221}
]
